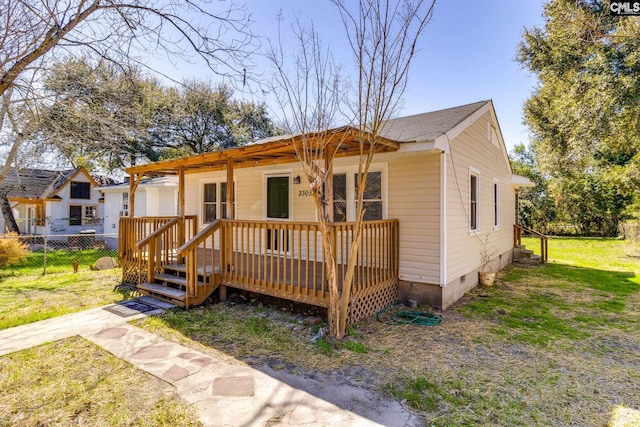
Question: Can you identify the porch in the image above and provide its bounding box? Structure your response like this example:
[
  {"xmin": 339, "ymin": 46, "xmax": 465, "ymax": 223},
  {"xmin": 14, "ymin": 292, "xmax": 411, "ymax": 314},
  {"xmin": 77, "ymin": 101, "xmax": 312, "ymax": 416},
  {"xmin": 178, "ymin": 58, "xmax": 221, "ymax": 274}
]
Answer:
[{"xmin": 119, "ymin": 216, "xmax": 399, "ymax": 323}]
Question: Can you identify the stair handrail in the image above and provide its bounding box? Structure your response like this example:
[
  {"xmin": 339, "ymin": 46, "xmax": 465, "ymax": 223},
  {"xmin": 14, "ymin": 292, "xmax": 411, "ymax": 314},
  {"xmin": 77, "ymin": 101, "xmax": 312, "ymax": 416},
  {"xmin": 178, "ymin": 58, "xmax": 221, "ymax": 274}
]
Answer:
[
  {"xmin": 514, "ymin": 224, "xmax": 549, "ymax": 263},
  {"xmin": 176, "ymin": 219, "xmax": 221, "ymax": 255},
  {"xmin": 177, "ymin": 219, "xmax": 222, "ymax": 308},
  {"xmin": 136, "ymin": 216, "xmax": 182, "ymax": 284},
  {"xmin": 136, "ymin": 217, "xmax": 181, "ymax": 249}
]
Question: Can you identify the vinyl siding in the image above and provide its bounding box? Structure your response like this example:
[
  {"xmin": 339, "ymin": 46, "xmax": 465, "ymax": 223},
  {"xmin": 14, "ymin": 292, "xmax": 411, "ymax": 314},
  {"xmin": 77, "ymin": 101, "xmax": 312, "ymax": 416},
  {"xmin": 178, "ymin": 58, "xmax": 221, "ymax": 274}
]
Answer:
[
  {"xmin": 184, "ymin": 153, "xmax": 441, "ymax": 283},
  {"xmin": 445, "ymin": 110, "xmax": 515, "ymax": 296},
  {"xmin": 387, "ymin": 152, "xmax": 440, "ymax": 284}
]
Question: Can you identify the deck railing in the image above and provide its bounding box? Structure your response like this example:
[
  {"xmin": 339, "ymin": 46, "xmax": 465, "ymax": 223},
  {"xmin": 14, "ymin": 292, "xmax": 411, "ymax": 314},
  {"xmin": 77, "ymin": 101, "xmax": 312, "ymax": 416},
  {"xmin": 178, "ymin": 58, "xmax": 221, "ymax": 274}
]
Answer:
[
  {"xmin": 219, "ymin": 219, "xmax": 399, "ymax": 307},
  {"xmin": 119, "ymin": 216, "xmax": 399, "ymax": 316},
  {"xmin": 514, "ymin": 224, "xmax": 549, "ymax": 263},
  {"xmin": 119, "ymin": 216, "xmax": 196, "ymax": 283}
]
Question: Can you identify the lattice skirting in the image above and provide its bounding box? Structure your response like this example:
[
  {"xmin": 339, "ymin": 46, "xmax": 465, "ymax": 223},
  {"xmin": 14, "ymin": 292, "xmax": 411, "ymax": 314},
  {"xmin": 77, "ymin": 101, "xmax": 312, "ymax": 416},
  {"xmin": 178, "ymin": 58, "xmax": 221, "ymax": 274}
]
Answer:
[
  {"xmin": 348, "ymin": 277, "xmax": 398, "ymax": 324},
  {"xmin": 121, "ymin": 259, "xmax": 142, "ymax": 285}
]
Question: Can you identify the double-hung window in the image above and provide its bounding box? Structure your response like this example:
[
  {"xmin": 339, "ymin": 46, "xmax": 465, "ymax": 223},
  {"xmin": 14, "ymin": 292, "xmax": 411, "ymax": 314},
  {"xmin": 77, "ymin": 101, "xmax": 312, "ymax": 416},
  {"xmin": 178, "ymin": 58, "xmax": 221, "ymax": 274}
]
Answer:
[
  {"xmin": 356, "ymin": 171, "xmax": 383, "ymax": 221},
  {"xmin": 203, "ymin": 181, "xmax": 234, "ymax": 223},
  {"xmin": 121, "ymin": 192, "xmax": 129, "ymax": 217},
  {"xmin": 493, "ymin": 179, "xmax": 500, "ymax": 229},
  {"xmin": 331, "ymin": 168, "xmax": 385, "ymax": 222},
  {"xmin": 469, "ymin": 169, "xmax": 480, "ymax": 232}
]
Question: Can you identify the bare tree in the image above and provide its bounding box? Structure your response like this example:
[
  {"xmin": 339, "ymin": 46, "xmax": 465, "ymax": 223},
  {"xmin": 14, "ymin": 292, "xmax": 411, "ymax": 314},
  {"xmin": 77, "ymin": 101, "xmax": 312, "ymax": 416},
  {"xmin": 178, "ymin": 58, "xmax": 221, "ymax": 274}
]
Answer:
[
  {"xmin": 0, "ymin": 72, "xmax": 43, "ymax": 234},
  {"xmin": 333, "ymin": 0, "xmax": 434, "ymax": 336},
  {"xmin": 269, "ymin": 19, "xmax": 350, "ymax": 338},
  {"xmin": 0, "ymin": 0, "xmax": 257, "ymax": 232},
  {"xmin": 271, "ymin": 0, "xmax": 434, "ymax": 339},
  {"xmin": 0, "ymin": 0, "xmax": 256, "ymax": 170},
  {"xmin": 0, "ymin": 0, "xmax": 256, "ymax": 98}
]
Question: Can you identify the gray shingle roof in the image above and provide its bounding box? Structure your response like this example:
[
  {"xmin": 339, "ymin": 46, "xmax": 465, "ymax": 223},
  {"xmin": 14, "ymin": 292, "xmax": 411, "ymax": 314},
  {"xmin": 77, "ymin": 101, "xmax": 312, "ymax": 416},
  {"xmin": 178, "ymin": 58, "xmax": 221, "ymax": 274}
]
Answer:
[
  {"xmin": 250, "ymin": 100, "xmax": 490, "ymax": 146},
  {"xmin": 0, "ymin": 168, "xmax": 77, "ymax": 199},
  {"xmin": 380, "ymin": 100, "xmax": 490, "ymax": 142}
]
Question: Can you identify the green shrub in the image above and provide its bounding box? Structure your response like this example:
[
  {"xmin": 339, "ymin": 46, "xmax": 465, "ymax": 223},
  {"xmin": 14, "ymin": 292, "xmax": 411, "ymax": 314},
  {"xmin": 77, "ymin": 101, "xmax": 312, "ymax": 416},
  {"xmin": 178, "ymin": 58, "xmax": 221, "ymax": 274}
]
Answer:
[{"xmin": 0, "ymin": 238, "xmax": 29, "ymax": 268}]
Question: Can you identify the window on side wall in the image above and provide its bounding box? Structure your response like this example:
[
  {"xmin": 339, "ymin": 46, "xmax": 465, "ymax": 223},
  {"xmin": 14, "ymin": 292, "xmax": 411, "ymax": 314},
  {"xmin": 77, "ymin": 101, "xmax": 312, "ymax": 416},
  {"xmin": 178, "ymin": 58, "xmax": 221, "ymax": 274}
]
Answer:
[
  {"xmin": 493, "ymin": 179, "xmax": 500, "ymax": 229},
  {"xmin": 469, "ymin": 170, "xmax": 479, "ymax": 232}
]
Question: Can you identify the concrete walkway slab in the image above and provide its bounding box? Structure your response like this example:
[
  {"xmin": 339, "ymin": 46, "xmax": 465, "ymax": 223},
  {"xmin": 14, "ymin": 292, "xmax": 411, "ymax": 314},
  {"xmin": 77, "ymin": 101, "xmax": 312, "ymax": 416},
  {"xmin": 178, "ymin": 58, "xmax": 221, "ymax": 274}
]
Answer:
[{"xmin": 0, "ymin": 301, "xmax": 421, "ymax": 427}]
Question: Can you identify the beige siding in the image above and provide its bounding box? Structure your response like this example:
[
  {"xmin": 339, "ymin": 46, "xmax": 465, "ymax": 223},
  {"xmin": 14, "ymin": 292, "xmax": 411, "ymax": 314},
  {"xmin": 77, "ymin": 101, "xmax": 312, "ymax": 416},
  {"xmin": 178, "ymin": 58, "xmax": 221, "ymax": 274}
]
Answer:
[
  {"xmin": 185, "ymin": 164, "xmax": 315, "ymax": 227},
  {"xmin": 444, "ymin": 110, "xmax": 515, "ymax": 305},
  {"xmin": 183, "ymin": 153, "xmax": 441, "ymax": 284},
  {"xmin": 387, "ymin": 152, "xmax": 440, "ymax": 284}
]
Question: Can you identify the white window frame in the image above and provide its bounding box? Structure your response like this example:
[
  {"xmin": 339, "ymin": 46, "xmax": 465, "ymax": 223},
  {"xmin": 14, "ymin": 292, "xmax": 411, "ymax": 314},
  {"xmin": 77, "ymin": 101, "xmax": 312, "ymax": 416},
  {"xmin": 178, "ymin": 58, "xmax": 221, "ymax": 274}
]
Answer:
[
  {"xmin": 333, "ymin": 163, "xmax": 387, "ymax": 222},
  {"xmin": 493, "ymin": 178, "xmax": 500, "ymax": 230},
  {"xmin": 121, "ymin": 192, "xmax": 129, "ymax": 217},
  {"xmin": 469, "ymin": 167, "xmax": 480, "ymax": 233},
  {"xmin": 200, "ymin": 178, "xmax": 236, "ymax": 225}
]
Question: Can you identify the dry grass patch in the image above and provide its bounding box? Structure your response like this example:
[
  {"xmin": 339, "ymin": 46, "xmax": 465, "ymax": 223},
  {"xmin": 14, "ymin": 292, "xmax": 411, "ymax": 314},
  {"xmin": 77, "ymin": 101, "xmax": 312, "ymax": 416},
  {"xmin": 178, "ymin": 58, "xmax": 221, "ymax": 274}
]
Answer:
[
  {"xmin": 0, "ymin": 336, "xmax": 202, "ymax": 426},
  {"xmin": 136, "ymin": 238, "xmax": 640, "ymax": 426}
]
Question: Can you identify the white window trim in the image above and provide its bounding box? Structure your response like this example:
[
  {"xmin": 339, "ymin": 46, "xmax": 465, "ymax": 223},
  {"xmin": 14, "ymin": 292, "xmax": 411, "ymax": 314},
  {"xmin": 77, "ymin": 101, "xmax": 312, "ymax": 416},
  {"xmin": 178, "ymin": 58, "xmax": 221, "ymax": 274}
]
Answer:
[
  {"xmin": 333, "ymin": 163, "xmax": 388, "ymax": 222},
  {"xmin": 263, "ymin": 171, "xmax": 293, "ymax": 221},
  {"xmin": 493, "ymin": 178, "xmax": 500, "ymax": 230},
  {"xmin": 199, "ymin": 178, "xmax": 236, "ymax": 226},
  {"xmin": 120, "ymin": 192, "xmax": 129, "ymax": 217},
  {"xmin": 469, "ymin": 167, "xmax": 480, "ymax": 234}
]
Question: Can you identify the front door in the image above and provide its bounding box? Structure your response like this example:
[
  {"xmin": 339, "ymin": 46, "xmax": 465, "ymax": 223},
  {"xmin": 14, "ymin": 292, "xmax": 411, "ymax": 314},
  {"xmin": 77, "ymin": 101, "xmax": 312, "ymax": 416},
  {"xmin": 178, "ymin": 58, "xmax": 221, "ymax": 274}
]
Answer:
[{"xmin": 266, "ymin": 176, "xmax": 289, "ymax": 251}]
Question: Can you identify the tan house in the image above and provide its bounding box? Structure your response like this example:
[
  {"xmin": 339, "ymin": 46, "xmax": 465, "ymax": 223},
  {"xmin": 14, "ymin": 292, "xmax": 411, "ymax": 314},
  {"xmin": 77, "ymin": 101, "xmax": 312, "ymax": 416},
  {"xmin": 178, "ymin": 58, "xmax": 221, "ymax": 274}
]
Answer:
[{"xmin": 119, "ymin": 100, "xmax": 537, "ymax": 322}]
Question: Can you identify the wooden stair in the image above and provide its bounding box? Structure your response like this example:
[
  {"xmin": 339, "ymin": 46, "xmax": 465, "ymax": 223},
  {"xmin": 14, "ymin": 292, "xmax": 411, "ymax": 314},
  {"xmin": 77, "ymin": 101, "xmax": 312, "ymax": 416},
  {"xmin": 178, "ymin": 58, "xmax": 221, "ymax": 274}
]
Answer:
[
  {"xmin": 513, "ymin": 244, "xmax": 542, "ymax": 265},
  {"xmin": 137, "ymin": 263, "xmax": 220, "ymax": 308}
]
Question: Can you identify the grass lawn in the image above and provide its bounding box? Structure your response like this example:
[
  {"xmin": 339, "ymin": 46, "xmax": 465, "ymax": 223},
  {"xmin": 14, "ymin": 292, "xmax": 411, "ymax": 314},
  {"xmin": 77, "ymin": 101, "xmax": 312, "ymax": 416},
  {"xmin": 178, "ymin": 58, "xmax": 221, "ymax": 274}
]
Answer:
[
  {"xmin": 136, "ymin": 237, "xmax": 640, "ymax": 427},
  {"xmin": 0, "ymin": 250, "xmax": 128, "ymax": 330},
  {"xmin": 1, "ymin": 238, "xmax": 638, "ymax": 426},
  {"xmin": 0, "ymin": 337, "xmax": 202, "ymax": 426}
]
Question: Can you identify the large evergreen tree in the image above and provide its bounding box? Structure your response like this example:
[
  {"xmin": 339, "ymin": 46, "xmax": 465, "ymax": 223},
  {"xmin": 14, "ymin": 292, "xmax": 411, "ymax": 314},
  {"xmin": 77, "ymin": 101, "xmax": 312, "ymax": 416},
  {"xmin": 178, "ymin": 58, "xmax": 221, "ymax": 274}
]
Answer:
[
  {"xmin": 40, "ymin": 58, "xmax": 279, "ymax": 170},
  {"xmin": 518, "ymin": 0, "xmax": 640, "ymax": 235}
]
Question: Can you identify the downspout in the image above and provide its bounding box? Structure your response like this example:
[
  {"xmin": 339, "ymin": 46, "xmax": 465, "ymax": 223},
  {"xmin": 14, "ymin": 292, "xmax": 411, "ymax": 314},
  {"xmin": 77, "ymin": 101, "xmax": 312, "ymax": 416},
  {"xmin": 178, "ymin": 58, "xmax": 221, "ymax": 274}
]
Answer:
[{"xmin": 440, "ymin": 150, "xmax": 447, "ymax": 287}]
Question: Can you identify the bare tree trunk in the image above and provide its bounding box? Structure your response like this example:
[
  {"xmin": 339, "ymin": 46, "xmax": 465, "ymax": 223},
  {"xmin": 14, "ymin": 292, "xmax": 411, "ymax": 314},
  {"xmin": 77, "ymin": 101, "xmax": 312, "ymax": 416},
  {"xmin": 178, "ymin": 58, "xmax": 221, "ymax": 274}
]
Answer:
[{"xmin": 0, "ymin": 194, "xmax": 20, "ymax": 235}]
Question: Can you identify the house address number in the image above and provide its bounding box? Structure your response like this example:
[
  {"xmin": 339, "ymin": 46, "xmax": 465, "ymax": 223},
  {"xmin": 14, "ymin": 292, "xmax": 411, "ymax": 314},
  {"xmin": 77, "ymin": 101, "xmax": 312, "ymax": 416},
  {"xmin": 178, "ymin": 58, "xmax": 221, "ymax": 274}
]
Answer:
[{"xmin": 298, "ymin": 190, "xmax": 314, "ymax": 197}]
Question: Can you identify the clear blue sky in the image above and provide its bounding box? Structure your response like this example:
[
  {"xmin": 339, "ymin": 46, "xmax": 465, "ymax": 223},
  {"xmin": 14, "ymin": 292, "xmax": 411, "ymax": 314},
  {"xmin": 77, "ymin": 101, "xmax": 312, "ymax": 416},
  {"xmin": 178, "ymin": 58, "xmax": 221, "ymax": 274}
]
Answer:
[{"xmin": 157, "ymin": 0, "xmax": 547, "ymax": 152}]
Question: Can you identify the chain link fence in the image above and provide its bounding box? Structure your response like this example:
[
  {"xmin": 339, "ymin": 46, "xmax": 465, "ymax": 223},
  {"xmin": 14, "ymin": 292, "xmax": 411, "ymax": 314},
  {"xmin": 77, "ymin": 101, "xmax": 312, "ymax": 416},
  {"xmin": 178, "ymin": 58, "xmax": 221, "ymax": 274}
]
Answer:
[{"xmin": 1, "ymin": 233, "xmax": 119, "ymax": 275}]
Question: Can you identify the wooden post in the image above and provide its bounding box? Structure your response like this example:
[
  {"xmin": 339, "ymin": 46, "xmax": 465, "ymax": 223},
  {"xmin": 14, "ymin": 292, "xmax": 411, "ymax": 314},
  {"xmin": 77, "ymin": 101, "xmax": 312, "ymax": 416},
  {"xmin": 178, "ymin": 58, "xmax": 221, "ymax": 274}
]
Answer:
[
  {"xmin": 178, "ymin": 166, "xmax": 185, "ymax": 217},
  {"xmin": 129, "ymin": 173, "xmax": 135, "ymax": 217},
  {"xmin": 226, "ymin": 160, "xmax": 234, "ymax": 219},
  {"xmin": 324, "ymin": 144, "xmax": 334, "ymax": 222},
  {"xmin": 220, "ymin": 221, "xmax": 228, "ymax": 302},
  {"xmin": 219, "ymin": 160, "xmax": 234, "ymax": 302}
]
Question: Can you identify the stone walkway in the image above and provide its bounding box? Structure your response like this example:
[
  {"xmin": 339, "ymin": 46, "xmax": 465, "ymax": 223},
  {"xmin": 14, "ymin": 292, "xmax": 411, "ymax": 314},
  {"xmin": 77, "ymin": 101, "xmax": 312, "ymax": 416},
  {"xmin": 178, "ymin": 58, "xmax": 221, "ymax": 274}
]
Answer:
[{"xmin": 0, "ymin": 299, "xmax": 420, "ymax": 427}]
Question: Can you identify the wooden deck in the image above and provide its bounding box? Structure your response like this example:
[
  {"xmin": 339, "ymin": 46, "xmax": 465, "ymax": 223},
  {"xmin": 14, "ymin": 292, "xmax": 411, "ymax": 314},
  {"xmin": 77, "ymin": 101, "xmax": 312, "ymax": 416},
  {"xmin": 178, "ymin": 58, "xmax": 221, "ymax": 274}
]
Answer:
[{"xmin": 120, "ymin": 217, "xmax": 399, "ymax": 322}]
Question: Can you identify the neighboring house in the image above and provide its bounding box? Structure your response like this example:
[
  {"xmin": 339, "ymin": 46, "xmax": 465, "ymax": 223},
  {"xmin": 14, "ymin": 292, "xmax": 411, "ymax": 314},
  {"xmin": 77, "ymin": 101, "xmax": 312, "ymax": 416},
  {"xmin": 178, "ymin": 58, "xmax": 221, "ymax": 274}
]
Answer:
[
  {"xmin": 119, "ymin": 100, "xmax": 534, "ymax": 317},
  {"xmin": 0, "ymin": 167, "xmax": 105, "ymax": 235},
  {"xmin": 99, "ymin": 176, "xmax": 178, "ymax": 249}
]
